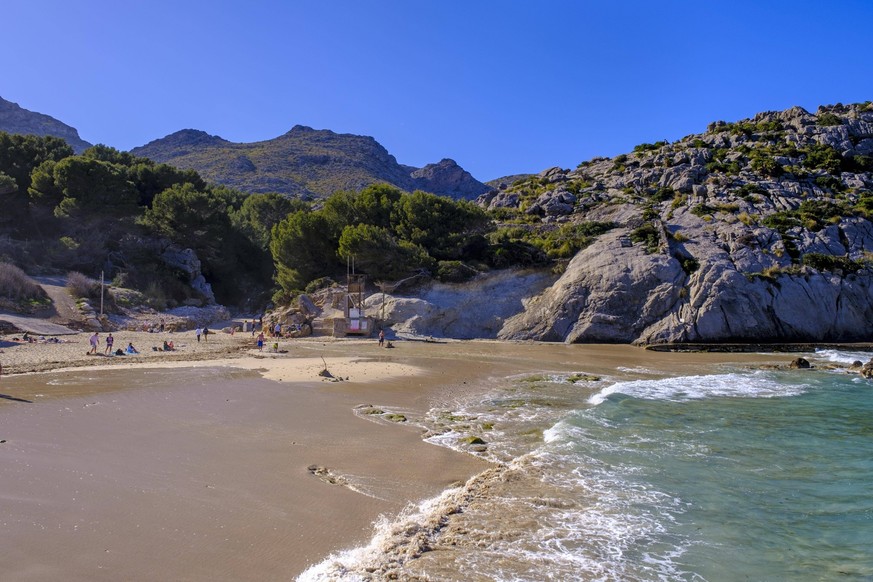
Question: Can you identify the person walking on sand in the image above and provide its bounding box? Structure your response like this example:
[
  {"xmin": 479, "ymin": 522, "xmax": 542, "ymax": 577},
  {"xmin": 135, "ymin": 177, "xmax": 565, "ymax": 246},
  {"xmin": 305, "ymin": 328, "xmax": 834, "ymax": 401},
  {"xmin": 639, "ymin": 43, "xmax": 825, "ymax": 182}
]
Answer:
[
  {"xmin": 256, "ymin": 331, "xmax": 264, "ymax": 351},
  {"xmin": 195, "ymin": 326, "xmax": 202, "ymax": 343},
  {"xmin": 104, "ymin": 332, "xmax": 114, "ymax": 355},
  {"xmin": 202, "ymin": 327, "xmax": 209, "ymax": 342},
  {"xmin": 89, "ymin": 332, "xmax": 99, "ymax": 354}
]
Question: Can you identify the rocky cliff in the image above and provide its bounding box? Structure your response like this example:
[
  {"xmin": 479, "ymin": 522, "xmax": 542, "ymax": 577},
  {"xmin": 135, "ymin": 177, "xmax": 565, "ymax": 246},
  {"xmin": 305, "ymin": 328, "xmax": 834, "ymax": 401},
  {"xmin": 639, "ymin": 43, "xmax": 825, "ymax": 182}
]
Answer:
[
  {"xmin": 0, "ymin": 96, "xmax": 92, "ymax": 153},
  {"xmin": 486, "ymin": 102, "xmax": 873, "ymax": 344},
  {"xmin": 131, "ymin": 126, "xmax": 490, "ymax": 200}
]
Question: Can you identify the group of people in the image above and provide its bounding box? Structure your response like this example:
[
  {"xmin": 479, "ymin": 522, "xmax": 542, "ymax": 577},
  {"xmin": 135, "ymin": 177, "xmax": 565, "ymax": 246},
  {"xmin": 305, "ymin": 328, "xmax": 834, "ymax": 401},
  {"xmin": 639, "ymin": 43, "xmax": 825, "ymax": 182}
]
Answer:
[
  {"xmin": 194, "ymin": 327, "xmax": 210, "ymax": 342},
  {"xmin": 88, "ymin": 332, "xmax": 139, "ymax": 356},
  {"xmin": 83, "ymin": 323, "xmax": 218, "ymax": 358}
]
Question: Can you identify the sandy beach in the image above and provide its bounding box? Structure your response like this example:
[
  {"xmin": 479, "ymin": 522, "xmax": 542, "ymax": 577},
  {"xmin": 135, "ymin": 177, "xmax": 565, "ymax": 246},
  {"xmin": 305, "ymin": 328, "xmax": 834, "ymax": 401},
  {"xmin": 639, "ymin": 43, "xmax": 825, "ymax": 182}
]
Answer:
[{"xmin": 0, "ymin": 332, "xmax": 803, "ymax": 580}]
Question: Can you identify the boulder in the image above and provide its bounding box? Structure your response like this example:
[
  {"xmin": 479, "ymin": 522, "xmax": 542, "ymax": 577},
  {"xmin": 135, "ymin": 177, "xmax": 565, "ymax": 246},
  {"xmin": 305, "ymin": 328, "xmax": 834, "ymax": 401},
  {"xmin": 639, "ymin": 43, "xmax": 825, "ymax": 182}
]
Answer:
[
  {"xmin": 789, "ymin": 357, "xmax": 811, "ymax": 369},
  {"xmin": 860, "ymin": 359, "xmax": 873, "ymax": 379},
  {"xmin": 297, "ymin": 294, "xmax": 319, "ymax": 318}
]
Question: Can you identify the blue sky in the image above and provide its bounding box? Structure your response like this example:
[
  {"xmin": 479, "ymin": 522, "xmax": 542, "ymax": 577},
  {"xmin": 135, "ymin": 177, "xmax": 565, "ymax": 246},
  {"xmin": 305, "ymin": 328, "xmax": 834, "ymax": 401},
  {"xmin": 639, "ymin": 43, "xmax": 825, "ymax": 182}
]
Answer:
[{"xmin": 3, "ymin": 1, "xmax": 872, "ymax": 181}]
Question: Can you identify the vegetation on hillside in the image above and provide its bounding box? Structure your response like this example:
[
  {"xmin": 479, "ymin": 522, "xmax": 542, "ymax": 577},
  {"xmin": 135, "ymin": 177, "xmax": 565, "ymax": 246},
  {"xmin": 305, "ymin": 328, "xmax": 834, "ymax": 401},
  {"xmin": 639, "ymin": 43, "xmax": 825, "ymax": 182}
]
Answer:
[
  {"xmin": 270, "ymin": 184, "xmax": 550, "ymax": 300},
  {"xmin": 0, "ymin": 133, "xmax": 278, "ymax": 307},
  {"xmin": 0, "ymin": 132, "xmax": 578, "ymax": 310},
  {"xmin": 5, "ymin": 101, "xmax": 871, "ymax": 315}
]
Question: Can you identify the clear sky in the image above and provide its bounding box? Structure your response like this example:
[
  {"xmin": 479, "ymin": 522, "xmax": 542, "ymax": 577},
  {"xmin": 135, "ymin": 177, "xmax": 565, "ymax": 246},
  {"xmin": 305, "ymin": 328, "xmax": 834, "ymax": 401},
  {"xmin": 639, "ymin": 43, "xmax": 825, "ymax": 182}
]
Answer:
[{"xmin": 3, "ymin": 0, "xmax": 872, "ymax": 181}]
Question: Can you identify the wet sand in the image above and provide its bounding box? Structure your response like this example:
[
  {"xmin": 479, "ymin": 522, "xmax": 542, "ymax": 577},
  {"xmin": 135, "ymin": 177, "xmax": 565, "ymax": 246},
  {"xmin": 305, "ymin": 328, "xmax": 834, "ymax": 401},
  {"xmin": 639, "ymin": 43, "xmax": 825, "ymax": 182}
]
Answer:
[{"xmin": 0, "ymin": 339, "xmax": 799, "ymax": 580}]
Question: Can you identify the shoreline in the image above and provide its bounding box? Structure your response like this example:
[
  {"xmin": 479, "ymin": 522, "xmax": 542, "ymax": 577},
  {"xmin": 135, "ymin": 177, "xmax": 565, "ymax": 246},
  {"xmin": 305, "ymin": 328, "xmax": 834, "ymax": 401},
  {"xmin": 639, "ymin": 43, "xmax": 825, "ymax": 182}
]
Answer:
[{"xmin": 0, "ymin": 336, "xmax": 840, "ymax": 580}]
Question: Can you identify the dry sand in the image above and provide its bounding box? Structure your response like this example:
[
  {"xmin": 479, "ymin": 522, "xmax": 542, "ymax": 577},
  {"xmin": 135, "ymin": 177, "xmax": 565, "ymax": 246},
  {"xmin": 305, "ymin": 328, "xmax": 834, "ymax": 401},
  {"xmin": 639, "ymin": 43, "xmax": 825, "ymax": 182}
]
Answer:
[{"xmin": 0, "ymin": 334, "xmax": 801, "ymax": 581}]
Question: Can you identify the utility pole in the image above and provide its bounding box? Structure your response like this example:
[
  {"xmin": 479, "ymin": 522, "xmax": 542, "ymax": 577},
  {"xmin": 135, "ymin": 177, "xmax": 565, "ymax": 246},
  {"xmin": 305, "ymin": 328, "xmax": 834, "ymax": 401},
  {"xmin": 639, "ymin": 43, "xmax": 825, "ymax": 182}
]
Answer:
[{"xmin": 100, "ymin": 270, "xmax": 104, "ymax": 316}]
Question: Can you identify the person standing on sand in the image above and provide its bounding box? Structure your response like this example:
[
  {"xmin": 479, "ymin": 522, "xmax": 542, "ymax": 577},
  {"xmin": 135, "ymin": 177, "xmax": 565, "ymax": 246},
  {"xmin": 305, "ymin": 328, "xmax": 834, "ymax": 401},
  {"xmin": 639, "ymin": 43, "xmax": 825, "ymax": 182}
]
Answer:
[
  {"xmin": 104, "ymin": 333, "xmax": 114, "ymax": 355},
  {"xmin": 202, "ymin": 327, "xmax": 209, "ymax": 342},
  {"xmin": 378, "ymin": 329, "xmax": 385, "ymax": 347},
  {"xmin": 159, "ymin": 318, "xmax": 165, "ymax": 333},
  {"xmin": 195, "ymin": 327, "xmax": 202, "ymax": 342},
  {"xmin": 89, "ymin": 332, "xmax": 99, "ymax": 354},
  {"xmin": 257, "ymin": 331, "xmax": 264, "ymax": 351}
]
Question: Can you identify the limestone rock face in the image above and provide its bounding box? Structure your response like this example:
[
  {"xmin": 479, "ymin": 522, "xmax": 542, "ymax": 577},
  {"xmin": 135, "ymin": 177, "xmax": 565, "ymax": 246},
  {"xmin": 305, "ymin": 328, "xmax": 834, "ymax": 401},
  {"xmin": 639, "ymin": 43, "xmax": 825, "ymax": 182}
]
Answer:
[
  {"xmin": 499, "ymin": 233, "xmax": 686, "ymax": 342},
  {"xmin": 160, "ymin": 245, "xmax": 216, "ymax": 305},
  {"xmin": 364, "ymin": 269, "xmax": 556, "ymax": 339},
  {"xmin": 495, "ymin": 211, "xmax": 873, "ymax": 344},
  {"xmin": 471, "ymin": 102, "xmax": 873, "ymax": 344}
]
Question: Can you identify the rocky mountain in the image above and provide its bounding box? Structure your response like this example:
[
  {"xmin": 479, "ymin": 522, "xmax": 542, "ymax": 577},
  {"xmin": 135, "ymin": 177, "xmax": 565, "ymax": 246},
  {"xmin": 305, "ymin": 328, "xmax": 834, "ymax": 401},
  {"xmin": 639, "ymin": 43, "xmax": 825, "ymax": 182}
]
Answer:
[
  {"xmin": 0, "ymin": 96, "xmax": 92, "ymax": 153},
  {"xmin": 486, "ymin": 174, "xmax": 533, "ymax": 190},
  {"xmin": 131, "ymin": 126, "xmax": 490, "ymax": 200},
  {"xmin": 375, "ymin": 102, "xmax": 873, "ymax": 344}
]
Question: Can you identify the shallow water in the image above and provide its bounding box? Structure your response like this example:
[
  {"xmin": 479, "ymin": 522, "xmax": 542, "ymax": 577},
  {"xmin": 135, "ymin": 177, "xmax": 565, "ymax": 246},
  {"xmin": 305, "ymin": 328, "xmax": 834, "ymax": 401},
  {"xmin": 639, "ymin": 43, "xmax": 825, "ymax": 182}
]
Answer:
[{"xmin": 301, "ymin": 354, "xmax": 873, "ymax": 581}]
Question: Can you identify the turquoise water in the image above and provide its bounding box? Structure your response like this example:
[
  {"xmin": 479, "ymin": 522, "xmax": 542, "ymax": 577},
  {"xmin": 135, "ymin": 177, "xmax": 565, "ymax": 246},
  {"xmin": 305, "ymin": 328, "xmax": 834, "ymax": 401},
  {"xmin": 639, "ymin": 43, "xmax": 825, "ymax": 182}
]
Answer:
[
  {"xmin": 301, "ymin": 356, "xmax": 873, "ymax": 581},
  {"xmin": 557, "ymin": 370, "xmax": 873, "ymax": 581}
]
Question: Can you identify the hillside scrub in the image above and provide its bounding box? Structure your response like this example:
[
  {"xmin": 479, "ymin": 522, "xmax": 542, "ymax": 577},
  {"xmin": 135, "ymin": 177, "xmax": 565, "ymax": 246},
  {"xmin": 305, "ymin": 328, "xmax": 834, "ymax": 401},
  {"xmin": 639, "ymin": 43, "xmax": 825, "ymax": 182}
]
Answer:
[{"xmin": 0, "ymin": 262, "xmax": 48, "ymax": 311}]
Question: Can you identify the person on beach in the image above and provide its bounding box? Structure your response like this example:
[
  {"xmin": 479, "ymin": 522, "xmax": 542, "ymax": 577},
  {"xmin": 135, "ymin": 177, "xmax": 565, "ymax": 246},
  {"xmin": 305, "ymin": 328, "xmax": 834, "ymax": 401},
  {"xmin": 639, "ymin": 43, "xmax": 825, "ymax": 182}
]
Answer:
[
  {"xmin": 202, "ymin": 327, "xmax": 209, "ymax": 342},
  {"xmin": 257, "ymin": 331, "xmax": 264, "ymax": 351},
  {"xmin": 274, "ymin": 322, "xmax": 282, "ymax": 338},
  {"xmin": 378, "ymin": 329, "xmax": 385, "ymax": 347},
  {"xmin": 104, "ymin": 333, "xmax": 114, "ymax": 355},
  {"xmin": 89, "ymin": 332, "xmax": 99, "ymax": 354},
  {"xmin": 126, "ymin": 342, "xmax": 138, "ymax": 354},
  {"xmin": 195, "ymin": 327, "xmax": 202, "ymax": 342},
  {"xmin": 159, "ymin": 318, "xmax": 165, "ymax": 333},
  {"xmin": 163, "ymin": 340, "xmax": 175, "ymax": 351}
]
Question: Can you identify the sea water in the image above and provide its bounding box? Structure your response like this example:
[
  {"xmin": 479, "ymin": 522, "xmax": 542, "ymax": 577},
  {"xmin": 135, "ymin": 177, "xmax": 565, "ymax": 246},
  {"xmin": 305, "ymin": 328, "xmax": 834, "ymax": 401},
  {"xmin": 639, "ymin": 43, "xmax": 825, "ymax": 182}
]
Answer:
[{"xmin": 300, "ymin": 353, "xmax": 873, "ymax": 581}]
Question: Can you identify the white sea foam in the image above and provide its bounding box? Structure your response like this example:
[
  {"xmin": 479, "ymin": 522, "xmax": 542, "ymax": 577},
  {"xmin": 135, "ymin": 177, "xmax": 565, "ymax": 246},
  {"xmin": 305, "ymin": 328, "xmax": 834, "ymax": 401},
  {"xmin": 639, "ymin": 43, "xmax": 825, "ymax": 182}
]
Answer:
[
  {"xmin": 814, "ymin": 348, "xmax": 873, "ymax": 365},
  {"xmin": 588, "ymin": 372, "xmax": 808, "ymax": 405}
]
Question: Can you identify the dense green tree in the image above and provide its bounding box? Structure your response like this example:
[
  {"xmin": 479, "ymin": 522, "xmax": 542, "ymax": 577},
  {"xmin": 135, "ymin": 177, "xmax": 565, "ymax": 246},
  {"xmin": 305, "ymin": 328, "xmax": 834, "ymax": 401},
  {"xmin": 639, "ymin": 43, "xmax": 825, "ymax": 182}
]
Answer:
[
  {"xmin": 0, "ymin": 132, "xmax": 73, "ymax": 194},
  {"xmin": 337, "ymin": 223, "xmax": 433, "ymax": 280},
  {"xmin": 0, "ymin": 132, "xmax": 73, "ymax": 233},
  {"xmin": 321, "ymin": 184, "xmax": 403, "ymax": 234},
  {"xmin": 0, "ymin": 171, "xmax": 15, "ymax": 195},
  {"xmin": 82, "ymin": 144, "xmax": 136, "ymax": 166},
  {"xmin": 352, "ymin": 183, "xmax": 403, "ymax": 229},
  {"xmin": 391, "ymin": 191, "xmax": 491, "ymax": 259},
  {"xmin": 270, "ymin": 210, "xmax": 337, "ymax": 292},
  {"xmin": 128, "ymin": 162, "xmax": 206, "ymax": 207},
  {"xmin": 141, "ymin": 183, "xmax": 231, "ymax": 261},
  {"xmin": 235, "ymin": 193, "xmax": 308, "ymax": 249},
  {"xmin": 28, "ymin": 156, "xmax": 139, "ymax": 219}
]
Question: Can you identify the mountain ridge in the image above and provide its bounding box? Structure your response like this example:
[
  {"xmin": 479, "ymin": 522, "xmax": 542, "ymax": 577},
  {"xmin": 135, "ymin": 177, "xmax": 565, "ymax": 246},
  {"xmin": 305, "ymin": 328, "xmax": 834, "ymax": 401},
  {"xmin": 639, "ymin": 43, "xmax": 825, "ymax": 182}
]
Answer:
[
  {"xmin": 0, "ymin": 97, "xmax": 92, "ymax": 153},
  {"xmin": 130, "ymin": 125, "xmax": 491, "ymax": 200},
  {"xmin": 0, "ymin": 96, "xmax": 491, "ymax": 200}
]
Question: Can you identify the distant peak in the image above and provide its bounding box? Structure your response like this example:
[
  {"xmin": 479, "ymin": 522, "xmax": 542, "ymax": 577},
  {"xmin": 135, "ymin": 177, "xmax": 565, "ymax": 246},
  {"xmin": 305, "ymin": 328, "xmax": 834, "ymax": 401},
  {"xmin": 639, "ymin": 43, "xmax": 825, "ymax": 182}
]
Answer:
[{"xmin": 156, "ymin": 129, "xmax": 227, "ymax": 146}]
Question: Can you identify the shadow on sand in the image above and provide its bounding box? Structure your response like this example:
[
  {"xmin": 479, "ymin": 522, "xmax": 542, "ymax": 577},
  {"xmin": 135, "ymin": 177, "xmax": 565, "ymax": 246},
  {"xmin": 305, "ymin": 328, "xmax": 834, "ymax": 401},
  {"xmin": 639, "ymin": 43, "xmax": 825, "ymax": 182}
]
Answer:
[{"xmin": 1, "ymin": 394, "xmax": 33, "ymax": 403}]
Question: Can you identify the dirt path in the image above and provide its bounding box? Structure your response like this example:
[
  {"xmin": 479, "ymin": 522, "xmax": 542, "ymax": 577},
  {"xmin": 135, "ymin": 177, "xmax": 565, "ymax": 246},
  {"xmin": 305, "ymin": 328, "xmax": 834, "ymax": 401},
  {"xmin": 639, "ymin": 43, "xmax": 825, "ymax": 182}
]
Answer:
[{"xmin": 32, "ymin": 275, "xmax": 82, "ymax": 326}]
